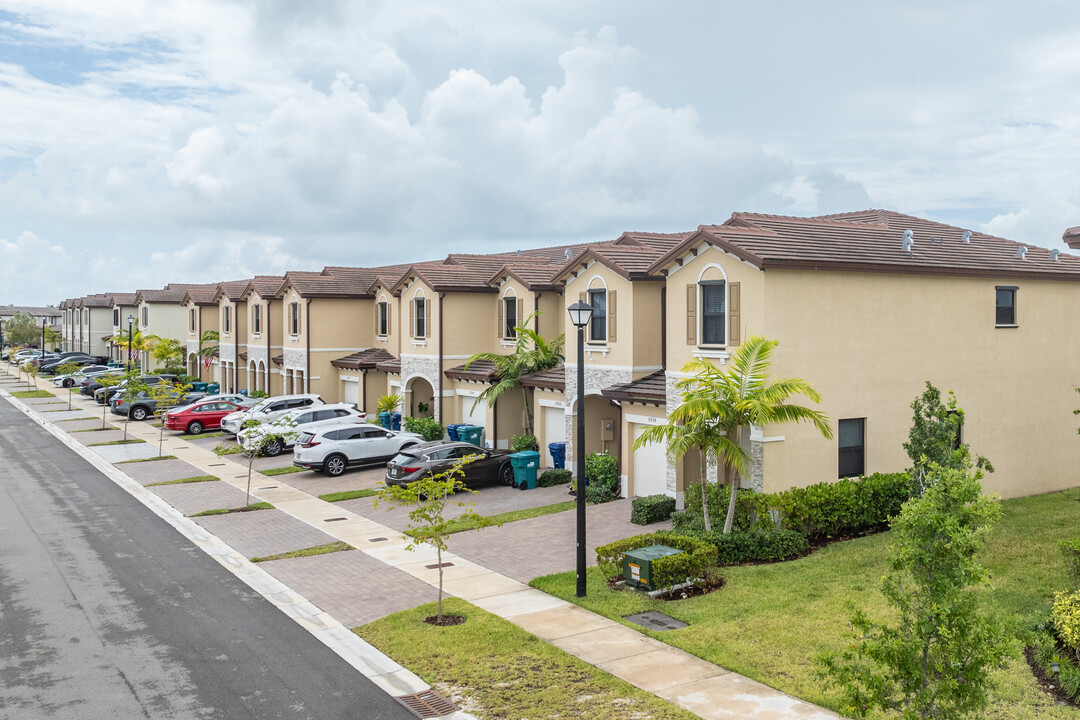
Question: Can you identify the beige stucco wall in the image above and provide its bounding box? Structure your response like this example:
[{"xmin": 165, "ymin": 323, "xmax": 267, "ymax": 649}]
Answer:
[
  {"xmin": 373, "ymin": 286, "xmax": 400, "ymax": 358},
  {"xmin": 620, "ymin": 403, "xmax": 669, "ymax": 497},
  {"xmin": 563, "ymin": 265, "xmax": 638, "ymax": 370}
]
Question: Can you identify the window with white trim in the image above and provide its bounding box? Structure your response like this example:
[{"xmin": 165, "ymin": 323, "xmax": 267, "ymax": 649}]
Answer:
[
  {"xmin": 289, "ymin": 301, "xmax": 300, "ymax": 335},
  {"xmin": 838, "ymin": 418, "xmax": 865, "ymax": 478},
  {"xmin": 189, "ymin": 308, "xmax": 196, "ymax": 332},
  {"xmin": 141, "ymin": 306, "xmax": 148, "ymax": 326},
  {"xmin": 588, "ymin": 289, "xmax": 606, "ymax": 342},
  {"xmin": 223, "ymin": 304, "xmax": 231, "ymax": 333},
  {"xmin": 378, "ymin": 301, "xmax": 389, "ymax": 336},
  {"xmin": 113, "ymin": 308, "xmax": 119, "ymax": 326},
  {"xmin": 995, "ymin": 286, "xmax": 1017, "ymax": 326},
  {"xmin": 503, "ymin": 296, "xmax": 517, "ymax": 339},
  {"xmin": 414, "ymin": 297, "xmax": 426, "ymax": 339},
  {"xmin": 700, "ymin": 280, "xmax": 725, "ymax": 345},
  {"xmin": 252, "ymin": 303, "xmax": 261, "ymax": 334}
]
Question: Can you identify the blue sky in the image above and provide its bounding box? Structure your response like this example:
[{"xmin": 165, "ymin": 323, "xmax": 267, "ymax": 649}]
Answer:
[{"xmin": 2, "ymin": 1, "xmax": 1080, "ymax": 304}]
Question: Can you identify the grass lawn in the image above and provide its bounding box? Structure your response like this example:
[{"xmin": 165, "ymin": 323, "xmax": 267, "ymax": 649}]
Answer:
[
  {"xmin": 319, "ymin": 488, "xmax": 379, "ymax": 502},
  {"xmin": 178, "ymin": 430, "xmax": 227, "ymax": 440},
  {"xmin": 11, "ymin": 389, "xmax": 55, "ymax": 398},
  {"xmin": 260, "ymin": 465, "xmax": 305, "ymax": 476},
  {"xmin": 115, "ymin": 455, "xmax": 177, "ymax": 464},
  {"xmin": 531, "ymin": 487, "xmax": 1080, "ymax": 720},
  {"xmin": 145, "ymin": 475, "xmax": 218, "ymax": 487},
  {"xmin": 404, "ymin": 500, "xmax": 576, "ymax": 538},
  {"xmin": 88, "ymin": 438, "xmax": 146, "ymax": 446},
  {"xmin": 190, "ymin": 502, "xmax": 273, "ymax": 516},
  {"xmin": 250, "ymin": 541, "xmax": 353, "ymax": 563},
  {"xmin": 356, "ymin": 597, "xmax": 697, "ymax": 720}
]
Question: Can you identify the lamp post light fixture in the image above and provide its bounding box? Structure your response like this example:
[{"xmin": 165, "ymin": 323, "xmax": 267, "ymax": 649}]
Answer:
[
  {"xmin": 127, "ymin": 314, "xmax": 135, "ymax": 371},
  {"xmin": 567, "ymin": 300, "xmax": 594, "ymax": 597},
  {"xmin": 40, "ymin": 315, "xmax": 47, "ymax": 355}
]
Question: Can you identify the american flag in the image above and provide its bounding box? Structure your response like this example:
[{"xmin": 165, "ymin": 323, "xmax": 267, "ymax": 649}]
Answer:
[
  {"xmin": 203, "ymin": 355, "xmax": 214, "ymax": 371},
  {"xmin": 129, "ymin": 348, "xmax": 140, "ymax": 361}
]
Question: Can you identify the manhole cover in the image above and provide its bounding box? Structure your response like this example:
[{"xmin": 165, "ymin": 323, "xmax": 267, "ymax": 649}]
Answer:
[
  {"xmin": 395, "ymin": 689, "xmax": 458, "ymax": 718},
  {"xmin": 624, "ymin": 611, "xmax": 688, "ymax": 631}
]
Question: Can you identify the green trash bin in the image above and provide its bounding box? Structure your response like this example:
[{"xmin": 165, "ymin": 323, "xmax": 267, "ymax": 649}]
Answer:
[
  {"xmin": 206, "ymin": 382, "xmax": 220, "ymax": 394},
  {"xmin": 190, "ymin": 381, "xmax": 208, "ymax": 392},
  {"xmin": 509, "ymin": 451, "xmax": 540, "ymax": 489},
  {"xmin": 458, "ymin": 425, "xmax": 484, "ymax": 446}
]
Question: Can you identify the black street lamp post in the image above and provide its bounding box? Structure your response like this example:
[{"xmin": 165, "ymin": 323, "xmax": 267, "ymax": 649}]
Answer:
[
  {"xmin": 40, "ymin": 315, "xmax": 47, "ymax": 355},
  {"xmin": 567, "ymin": 301, "xmax": 594, "ymax": 598},
  {"xmin": 127, "ymin": 314, "xmax": 135, "ymax": 371}
]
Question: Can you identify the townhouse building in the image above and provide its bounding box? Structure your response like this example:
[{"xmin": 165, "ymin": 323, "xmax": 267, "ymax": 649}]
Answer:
[
  {"xmin": 239, "ymin": 276, "xmax": 285, "ymax": 394},
  {"xmin": 180, "ymin": 284, "xmax": 223, "ymax": 381},
  {"xmin": 213, "ymin": 281, "xmax": 251, "ymax": 392},
  {"xmin": 105, "ymin": 293, "xmax": 139, "ymax": 364}
]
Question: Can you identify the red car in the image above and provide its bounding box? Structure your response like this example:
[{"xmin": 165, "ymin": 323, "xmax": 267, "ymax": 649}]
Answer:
[{"xmin": 163, "ymin": 399, "xmax": 244, "ymax": 435}]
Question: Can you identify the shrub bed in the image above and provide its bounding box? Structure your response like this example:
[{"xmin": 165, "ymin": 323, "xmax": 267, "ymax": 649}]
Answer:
[
  {"xmin": 631, "ymin": 494, "xmax": 676, "ymax": 525},
  {"xmin": 595, "ymin": 532, "xmax": 717, "ymax": 589},
  {"xmin": 510, "ymin": 434, "xmax": 539, "ymax": 452},
  {"xmin": 683, "ymin": 528, "xmax": 809, "ymax": 565},
  {"xmin": 583, "ymin": 452, "xmax": 619, "ymax": 504},
  {"xmin": 403, "ymin": 416, "xmax": 445, "ymax": 441},
  {"xmin": 539, "ymin": 468, "xmax": 572, "ymax": 487}
]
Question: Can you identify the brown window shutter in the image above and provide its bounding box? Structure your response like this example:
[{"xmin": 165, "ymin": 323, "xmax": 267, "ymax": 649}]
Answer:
[
  {"xmin": 686, "ymin": 284, "xmax": 696, "ymax": 345},
  {"xmin": 728, "ymin": 282, "xmax": 741, "ymax": 346},
  {"xmin": 388, "ymin": 303, "xmax": 392, "ymax": 333},
  {"xmin": 497, "ymin": 298, "xmax": 504, "ymax": 339},
  {"xmin": 517, "ymin": 297, "xmax": 523, "ymax": 328},
  {"xmin": 425, "ymin": 297, "xmax": 431, "ymax": 339},
  {"xmin": 608, "ymin": 290, "xmax": 617, "ymax": 342},
  {"xmin": 409, "ymin": 299, "xmax": 414, "ymax": 338},
  {"xmin": 374, "ymin": 303, "xmax": 379, "ymax": 336}
]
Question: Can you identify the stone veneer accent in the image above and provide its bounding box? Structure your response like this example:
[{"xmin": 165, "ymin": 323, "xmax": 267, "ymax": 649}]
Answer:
[
  {"xmin": 563, "ymin": 364, "xmax": 633, "ymax": 469},
  {"xmin": 400, "ymin": 354, "xmax": 442, "ymax": 419},
  {"xmin": 283, "ymin": 347, "xmax": 306, "ymax": 370},
  {"xmin": 219, "ymin": 342, "xmax": 236, "ymax": 363},
  {"xmin": 247, "ymin": 344, "xmax": 268, "ymax": 368}
]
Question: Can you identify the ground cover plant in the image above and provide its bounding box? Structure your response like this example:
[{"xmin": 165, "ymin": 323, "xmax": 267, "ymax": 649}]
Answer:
[
  {"xmin": 318, "ymin": 488, "xmax": 378, "ymax": 502},
  {"xmin": 531, "ymin": 487, "xmax": 1080, "ymax": 719},
  {"xmin": 356, "ymin": 597, "xmax": 697, "ymax": 720}
]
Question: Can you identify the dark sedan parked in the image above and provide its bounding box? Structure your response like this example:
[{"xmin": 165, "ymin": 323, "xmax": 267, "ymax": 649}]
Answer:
[{"xmin": 385, "ymin": 441, "xmax": 513, "ymax": 488}]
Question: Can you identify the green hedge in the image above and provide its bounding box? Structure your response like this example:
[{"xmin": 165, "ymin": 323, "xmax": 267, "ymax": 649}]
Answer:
[
  {"xmin": 1062, "ymin": 537, "xmax": 1080, "ymax": 591},
  {"xmin": 682, "ymin": 529, "xmax": 809, "ymax": 565},
  {"xmin": 511, "ymin": 434, "xmax": 539, "ymax": 452},
  {"xmin": 682, "ymin": 472, "xmax": 910, "ymax": 541},
  {"xmin": 539, "ymin": 468, "xmax": 572, "ymax": 487},
  {"xmin": 583, "ymin": 452, "xmax": 619, "ymax": 504},
  {"xmin": 595, "ymin": 532, "xmax": 717, "ymax": 589},
  {"xmin": 402, "ymin": 416, "xmax": 445, "ymax": 442},
  {"xmin": 630, "ymin": 495, "xmax": 676, "ymax": 525}
]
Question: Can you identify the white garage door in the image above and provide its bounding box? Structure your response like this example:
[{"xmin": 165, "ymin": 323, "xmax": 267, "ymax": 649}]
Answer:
[
  {"xmin": 342, "ymin": 379, "xmax": 359, "ymax": 406},
  {"xmin": 632, "ymin": 424, "xmax": 668, "ymax": 497},
  {"xmin": 544, "ymin": 407, "xmax": 565, "ymax": 464},
  {"xmin": 460, "ymin": 395, "xmax": 487, "ymax": 446}
]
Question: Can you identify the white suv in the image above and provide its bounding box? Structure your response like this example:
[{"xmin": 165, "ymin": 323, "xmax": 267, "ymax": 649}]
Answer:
[
  {"xmin": 220, "ymin": 394, "xmax": 323, "ymax": 435},
  {"xmin": 237, "ymin": 403, "xmax": 367, "ymax": 457},
  {"xmin": 293, "ymin": 423, "xmax": 423, "ymax": 476}
]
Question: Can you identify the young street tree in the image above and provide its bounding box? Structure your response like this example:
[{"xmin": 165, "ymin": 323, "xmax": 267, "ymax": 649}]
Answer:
[
  {"xmin": 54, "ymin": 360, "xmax": 84, "ymax": 409},
  {"xmin": 5, "ymin": 312, "xmax": 40, "ymax": 347},
  {"xmin": 903, "ymin": 381, "xmax": 993, "ymax": 495},
  {"xmin": 464, "ymin": 312, "xmax": 564, "ymax": 437},
  {"xmin": 237, "ymin": 417, "xmax": 299, "ymax": 508},
  {"xmin": 147, "ymin": 381, "xmax": 193, "ymax": 455},
  {"xmin": 635, "ymin": 336, "xmax": 832, "ymax": 534},
  {"xmin": 820, "ymin": 465, "xmax": 1012, "ymax": 720},
  {"xmin": 375, "ymin": 460, "xmax": 486, "ymax": 624}
]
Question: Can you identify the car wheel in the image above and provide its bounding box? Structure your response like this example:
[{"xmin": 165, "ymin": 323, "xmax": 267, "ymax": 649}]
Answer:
[
  {"xmin": 499, "ymin": 463, "xmax": 514, "ymax": 486},
  {"xmin": 325, "ymin": 454, "xmax": 347, "ymax": 477},
  {"xmin": 63, "ymin": 379, "xmax": 73, "ymax": 388},
  {"xmin": 130, "ymin": 406, "xmax": 148, "ymax": 421},
  {"xmin": 187, "ymin": 421, "xmax": 204, "ymax": 435},
  {"xmin": 263, "ymin": 438, "xmax": 283, "ymax": 457}
]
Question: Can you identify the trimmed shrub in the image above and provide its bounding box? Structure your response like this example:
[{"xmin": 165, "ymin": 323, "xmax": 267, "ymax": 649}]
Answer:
[
  {"xmin": 538, "ymin": 468, "xmax": 572, "ymax": 487},
  {"xmin": 683, "ymin": 483, "xmax": 758, "ymax": 532},
  {"xmin": 510, "ymin": 434, "xmax": 539, "ymax": 452},
  {"xmin": 584, "ymin": 452, "xmax": 619, "ymax": 503},
  {"xmin": 1054, "ymin": 590, "xmax": 1080, "ymax": 661},
  {"xmin": 595, "ymin": 532, "xmax": 717, "ymax": 589},
  {"xmin": 685, "ymin": 529, "xmax": 809, "ymax": 565},
  {"xmin": 1062, "ymin": 537, "xmax": 1080, "ymax": 591},
  {"xmin": 402, "ymin": 416, "xmax": 445, "ymax": 442},
  {"xmin": 631, "ymin": 494, "xmax": 676, "ymax": 525}
]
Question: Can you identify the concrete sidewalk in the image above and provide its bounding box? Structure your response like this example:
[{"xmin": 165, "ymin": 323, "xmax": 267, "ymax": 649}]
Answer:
[{"xmin": 3, "ymin": 366, "xmax": 842, "ymax": 720}]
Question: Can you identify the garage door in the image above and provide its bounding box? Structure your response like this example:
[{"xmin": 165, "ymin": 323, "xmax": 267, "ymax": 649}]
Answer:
[
  {"xmin": 460, "ymin": 395, "xmax": 487, "ymax": 446},
  {"xmin": 544, "ymin": 407, "xmax": 565, "ymax": 465},
  {"xmin": 632, "ymin": 424, "xmax": 668, "ymax": 497},
  {"xmin": 342, "ymin": 379, "xmax": 359, "ymax": 407}
]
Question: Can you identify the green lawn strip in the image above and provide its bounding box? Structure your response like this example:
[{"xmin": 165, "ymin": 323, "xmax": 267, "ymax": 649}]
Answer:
[
  {"xmin": 259, "ymin": 465, "xmax": 305, "ymax": 476},
  {"xmin": 88, "ymin": 438, "xmax": 147, "ymax": 446},
  {"xmin": 404, "ymin": 501, "xmax": 575, "ymax": 539},
  {"xmin": 213, "ymin": 443, "xmax": 244, "ymax": 456},
  {"xmin": 190, "ymin": 502, "xmax": 274, "ymax": 517},
  {"xmin": 318, "ymin": 488, "xmax": 379, "ymax": 502},
  {"xmin": 57, "ymin": 418, "xmax": 110, "ymax": 425},
  {"xmin": 250, "ymin": 541, "xmax": 353, "ymax": 563},
  {"xmin": 115, "ymin": 455, "xmax": 178, "ymax": 464},
  {"xmin": 530, "ymin": 487, "xmax": 1080, "ymax": 720},
  {"xmin": 356, "ymin": 597, "xmax": 697, "ymax": 720},
  {"xmin": 178, "ymin": 430, "xmax": 227, "ymax": 440},
  {"xmin": 70, "ymin": 427, "xmax": 118, "ymax": 433},
  {"xmin": 145, "ymin": 475, "xmax": 219, "ymax": 487},
  {"xmin": 11, "ymin": 390, "xmax": 55, "ymax": 398}
]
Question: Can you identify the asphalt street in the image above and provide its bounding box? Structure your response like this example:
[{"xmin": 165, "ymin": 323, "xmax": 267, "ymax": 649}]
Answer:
[{"xmin": 0, "ymin": 398, "xmax": 415, "ymax": 720}]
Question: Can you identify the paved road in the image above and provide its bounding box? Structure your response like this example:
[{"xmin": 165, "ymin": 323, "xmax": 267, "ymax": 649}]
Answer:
[{"xmin": 0, "ymin": 399, "xmax": 414, "ymax": 720}]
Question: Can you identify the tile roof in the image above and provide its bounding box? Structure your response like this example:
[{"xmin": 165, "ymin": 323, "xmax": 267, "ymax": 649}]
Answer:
[
  {"xmin": 444, "ymin": 359, "xmax": 498, "ymax": 383},
  {"xmin": 215, "ymin": 280, "xmax": 252, "ymax": 302},
  {"xmin": 136, "ymin": 287, "xmax": 191, "ymax": 304},
  {"xmin": 398, "ymin": 263, "xmax": 500, "ymax": 292},
  {"xmin": 600, "ymin": 371, "xmax": 667, "ymax": 405},
  {"xmin": 650, "ymin": 210, "xmax": 1080, "ymax": 280},
  {"xmin": 107, "ymin": 292, "xmax": 138, "ymax": 306},
  {"xmin": 330, "ymin": 348, "xmax": 398, "ymax": 370},
  {"xmin": 550, "ymin": 231, "xmax": 693, "ymax": 283},
  {"xmin": 181, "ymin": 284, "xmax": 221, "ymax": 305},
  {"xmin": 376, "ymin": 356, "xmax": 401, "ymax": 374},
  {"xmin": 81, "ymin": 293, "xmax": 116, "ymax": 308},
  {"xmin": 243, "ymin": 275, "xmax": 286, "ymax": 299},
  {"xmin": 0, "ymin": 305, "xmax": 61, "ymax": 316},
  {"xmin": 519, "ymin": 364, "xmax": 566, "ymax": 391}
]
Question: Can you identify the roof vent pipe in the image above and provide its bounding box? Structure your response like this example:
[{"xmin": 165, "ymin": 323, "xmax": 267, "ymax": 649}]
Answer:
[
  {"xmin": 902, "ymin": 229, "xmax": 914, "ymax": 256},
  {"xmin": 565, "ymin": 249, "xmax": 572, "ymax": 260},
  {"xmin": 961, "ymin": 230, "xmax": 972, "ymax": 243},
  {"xmin": 1051, "ymin": 249, "xmax": 1061, "ymax": 261},
  {"xmin": 516, "ymin": 249, "xmax": 523, "ymax": 256},
  {"xmin": 1016, "ymin": 246, "xmax": 1028, "ymax": 259}
]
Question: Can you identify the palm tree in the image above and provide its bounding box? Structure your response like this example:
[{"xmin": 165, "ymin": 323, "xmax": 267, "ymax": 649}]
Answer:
[
  {"xmin": 144, "ymin": 335, "xmax": 183, "ymax": 370},
  {"xmin": 464, "ymin": 312, "xmax": 564, "ymax": 437},
  {"xmin": 195, "ymin": 330, "xmax": 219, "ymax": 378},
  {"xmin": 635, "ymin": 335, "xmax": 833, "ymax": 534}
]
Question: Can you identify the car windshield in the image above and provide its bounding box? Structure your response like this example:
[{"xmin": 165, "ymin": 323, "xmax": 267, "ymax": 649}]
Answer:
[{"xmin": 389, "ymin": 451, "xmax": 419, "ymax": 465}]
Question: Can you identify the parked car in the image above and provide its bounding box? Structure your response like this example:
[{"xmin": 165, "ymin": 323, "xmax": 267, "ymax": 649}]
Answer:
[
  {"xmin": 52, "ymin": 364, "xmax": 113, "ymax": 387},
  {"xmin": 237, "ymin": 403, "xmax": 366, "ymax": 457},
  {"xmin": 162, "ymin": 399, "xmax": 245, "ymax": 434},
  {"xmin": 219, "ymin": 394, "xmax": 324, "ymax": 435},
  {"xmin": 111, "ymin": 386, "xmax": 207, "ymax": 421},
  {"xmin": 40, "ymin": 355, "xmax": 100, "ymax": 375},
  {"xmin": 293, "ymin": 423, "xmax": 423, "ymax": 476},
  {"xmin": 94, "ymin": 374, "xmax": 178, "ymax": 404},
  {"xmin": 385, "ymin": 441, "xmax": 513, "ymax": 488}
]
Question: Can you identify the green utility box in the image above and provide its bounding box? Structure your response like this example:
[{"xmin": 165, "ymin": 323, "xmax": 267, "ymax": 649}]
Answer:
[{"xmin": 622, "ymin": 544, "xmax": 684, "ymax": 591}]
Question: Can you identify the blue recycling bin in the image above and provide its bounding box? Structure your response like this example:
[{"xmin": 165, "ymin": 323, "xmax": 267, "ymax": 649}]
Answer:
[
  {"xmin": 509, "ymin": 451, "xmax": 540, "ymax": 489},
  {"xmin": 458, "ymin": 425, "xmax": 483, "ymax": 446},
  {"xmin": 391, "ymin": 411, "xmax": 401, "ymax": 431},
  {"xmin": 378, "ymin": 411, "xmax": 392, "ymax": 429},
  {"xmin": 548, "ymin": 441, "xmax": 566, "ymax": 470},
  {"xmin": 238, "ymin": 388, "xmax": 248, "ymax": 396},
  {"xmin": 446, "ymin": 424, "xmax": 463, "ymax": 442}
]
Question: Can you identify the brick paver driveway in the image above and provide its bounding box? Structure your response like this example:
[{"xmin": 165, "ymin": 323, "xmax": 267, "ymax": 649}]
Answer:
[
  {"xmin": 120, "ymin": 457, "xmax": 215, "ymax": 485},
  {"xmin": 280, "ymin": 465, "xmax": 385, "ymax": 497},
  {"xmin": 194, "ymin": 508, "xmax": 341, "ymax": 559},
  {"xmin": 447, "ymin": 499, "xmax": 672, "ymax": 583},
  {"xmin": 151, "ymin": 481, "xmax": 252, "ymax": 516}
]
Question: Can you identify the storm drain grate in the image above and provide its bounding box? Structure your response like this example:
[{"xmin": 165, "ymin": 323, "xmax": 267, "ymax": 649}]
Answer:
[
  {"xmin": 209, "ymin": 463, "xmax": 226, "ymax": 467},
  {"xmin": 625, "ymin": 611, "xmax": 689, "ymax": 631},
  {"xmin": 425, "ymin": 562, "xmax": 454, "ymax": 569},
  {"xmin": 324, "ymin": 517, "xmax": 347, "ymax": 522},
  {"xmin": 395, "ymin": 690, "xmax": 458, "ymax": 718},
  {"xmin": 369, "ymin": 537, "xmax": 389, "ymax": 542},
  {"xmin": 257, "ymin": 486, "xmax": 278, "ymax": 490}
]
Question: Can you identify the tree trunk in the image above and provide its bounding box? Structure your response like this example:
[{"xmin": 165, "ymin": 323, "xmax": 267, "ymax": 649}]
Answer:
[
  {"xmin": 722, "ymin": 429, "xmax": 740, "ymax": 534},
  {"xmin": 521, "ymin": 386, "xmax": 534, "ymax": 437},
  {"xmin": 436, "ymin": 545, "xmax": 444, "ymax": 622},
  {"xmin": 700, "ymin": 449, "xmax": 712, "ymax": 532}
]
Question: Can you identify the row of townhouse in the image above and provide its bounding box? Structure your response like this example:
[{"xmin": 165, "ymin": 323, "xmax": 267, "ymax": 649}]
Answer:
[{"xmin": 59, "ymin": 210, "xmax": 1080, "ymax": 503}]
